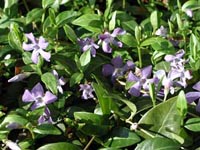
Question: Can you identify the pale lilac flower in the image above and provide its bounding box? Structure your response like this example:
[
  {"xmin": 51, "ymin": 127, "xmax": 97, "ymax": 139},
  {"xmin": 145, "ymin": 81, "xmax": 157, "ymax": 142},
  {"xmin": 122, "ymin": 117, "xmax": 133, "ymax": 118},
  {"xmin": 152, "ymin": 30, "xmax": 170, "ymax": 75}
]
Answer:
[
  {"xmin": 22, "ymin": 83, "xmax": 57, "ymax": 110},
  {"xmin": 78, "ymin": 38, "xmax": 99, "ymax": 57},
  {"xmin": 5, "ymin": 140, "xmax": 21, "ymax": 150},
  {"xmin": 186, "ymin": 81, "xmax": 200, "ymax": 112},
  {"xmin": 52, "ymin": 70, "xmax": 66, "ymax": 94},
  {"xmin": 6, "ymin": 122, "xmax": 21, "ymax": 129},
  {"xmin": 98, "ymin": 28, "xmax": 126, "ymax": 53},
  {"xmin": 127, "ymin": 66, "xmax": 152, "ymax": 97},
  {"xmin": 79, "ymin": 84, "xmax": 94, "ymax": 100},
  {"xmin": 155, "ymin": 26, "xmax": 167, "ymax": 37},
  {"xmin": 22, "ymin": 33, "xmax": 50, "ymax": 64},
  {"xmin": 102, "ymin": 56, "xmax": 135, "ymax": 82},
  {"xmin": 8, "ymin": 72, "xmax": 31, "ymax": 83},
  {"xmin": 38, "ymin": 107, "xmax": 53, "ymax": 125},
  {"xmin": 185, "ymin": 9, "xmax": 193, "ymax": 17}
]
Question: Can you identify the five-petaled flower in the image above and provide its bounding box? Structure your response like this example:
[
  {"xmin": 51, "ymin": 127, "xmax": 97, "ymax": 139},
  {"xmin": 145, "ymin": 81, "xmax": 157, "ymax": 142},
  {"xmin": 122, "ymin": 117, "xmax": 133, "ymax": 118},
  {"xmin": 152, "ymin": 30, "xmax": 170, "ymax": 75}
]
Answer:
[
  {"xmin": 22, "ymin": 83, "xmax": 57, "ymax": 110},
  {"xmin": 38, "ymin": 107, "xmax": 53, "ymax": 125},
  {"xmin": 127, "ymin": 66, "xmax": 152, "ymax": 97},
  {"xmin": 79, "ymin": 83, "xmax": 94, "ymax": 100},
  {"xmin": 102, "ymin": 56, "xmax": 134, "ymax": 82},
  {"xmin": 78, "ymin": 37, "xmax": 99, "ymax": 57},
  {"xmin": 22, "ymin": 33, "xmax": 50, "ymax": 64},
  {"xmin": 98, "ymin": 28, "xmax": 126, "ymax": 53},
  {"xmin": 186, "ymin": 81, "xmax": 200, "ymax": 112}
]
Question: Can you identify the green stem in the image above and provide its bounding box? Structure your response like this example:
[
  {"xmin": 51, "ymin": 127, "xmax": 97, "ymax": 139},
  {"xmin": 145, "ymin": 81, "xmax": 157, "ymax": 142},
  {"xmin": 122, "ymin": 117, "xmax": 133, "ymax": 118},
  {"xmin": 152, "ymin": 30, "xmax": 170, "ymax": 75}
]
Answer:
[
  {"xmin": 137, "ymin": 46, "xmax": 142, "ymax": 68},
  {"xmin": 22, "ymin": 0, "xmax": 30, "ymax": 12}
]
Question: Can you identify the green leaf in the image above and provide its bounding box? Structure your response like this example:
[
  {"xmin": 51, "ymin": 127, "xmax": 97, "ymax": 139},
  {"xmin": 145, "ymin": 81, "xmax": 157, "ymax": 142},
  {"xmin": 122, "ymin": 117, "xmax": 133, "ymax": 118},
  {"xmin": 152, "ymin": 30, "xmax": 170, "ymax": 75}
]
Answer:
[
  {"xmin": 8, "ymin": 23, "xmax": 22, "ymax": 52},
  {"xmin": 135, "ymin": 26, "xmax": 141, "ymax": 44},
  {"xmin": 33, "ymin": 124, "xmax": 61, "ymax": 135},
  {"xmin": 150, "ymin": 10, "xmax": 160, "ymax": 31},
  {"xmin": 138, "ymin": 96, "xmax": 182, "ymax": 140},
  {"xmin": 70, "ymin": 72, "xmax": 84, "ymax": 87},
  {"xmin": 135, "ymin": 137, "xmax": 180, "ymax": 150},
  {"xmin": 1, "ymin": 114, "xmax": 28, "ymax": 126},
  {"xmin": 74, "ymin": 112, "xmax": 110, "ymax": 136},
  {"xmin": 37, "ymin": 142, "xmax": 81, "ymax": 150},
  {"xmin": 109, "ymin": 11, "xmax": 116, "ymax": 31},
  {"xmin": 56, "ymin": 11, "xmax": 78, "ymax": 27},
  {"xmin": 92, "ymin": 77, "xmax": 114, "ymax": 115},
  {"xmin": 41, "ymin": 72, "xmax": 58, "ymax": 95},
  {"xmin": 26, "ymin": 8, "xmax": 44, "ymax": 24},
  {"xmin": 63, "ymin": 25, "xmax": 77, "ymax": 44},
  {"xmin": 177, "ymin": 91, "xmax": 187, "ymax": 118},
  {"xmin": 118, "ymin": 33, "xmax": 137, "ymax": 47},
  {"xmin": 141, "ymin": 37, "xmax": 171, "ymax": 47},
  {"xmin": 72, "ymin": 14, "xmax": 102, "ymax": 33},
  {"xmin": 176, "ymin": 14, "xmax": 183, "ymax": 30},
  {"xmin": 103, "ymin": 127, "xmax": 140, "ymax": 148},
  {"xmin": 79, "ymin": 49, "xmax": 91, "ymax": 66},
  {"xmin": 42, "ymin": 0, "xmax": 55, "ymax": 8},
  {"xmin": 154, "ymin": 61, "xmax": 170, "ymax": 72},
  {"xmin": 185, "ymin": 118, "xmax": 200, "ymax": 132}
]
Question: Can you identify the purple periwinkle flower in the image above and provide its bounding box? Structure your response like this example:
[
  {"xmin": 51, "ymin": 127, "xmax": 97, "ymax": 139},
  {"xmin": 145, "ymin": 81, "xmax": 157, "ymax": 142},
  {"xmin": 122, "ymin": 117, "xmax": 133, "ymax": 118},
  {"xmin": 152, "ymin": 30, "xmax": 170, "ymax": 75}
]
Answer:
[
  {"xmin": 155, "ymin": 26, "xmax": 167, "ymax": 37},
  {"xmin": 102, "ymin": 56, "xmax": 135, "ymax": 82},
  {"xmin": 127, "ymin": 66, "xmax": 152, "ymax": 97},
  {"xmin": 52, "ymin": 70, "xmax": 66, "ymax": 94},
  {"xmin": 22, "ymin": 83, "xmax": 57, "ymax": 110},
  {"xmin": 78, "ymin": 38, "xmax": 99, "ymax": 57},
  {"xmin": 98, "ymin": 28, "xmax": 126, "ymax": 53},
  {"xmin": 22, "ymin": 33, "xmax": 50, "ymax": 64},
  {"xmin": 186, "ymin": 81, "xmax": 200, "ymax": 112},
  {"xmin": 8, "ymin": 72, "xmax": 31, "ymax": 83},
  {"xmin": 79, "ymin": 83, "xmax": 94, "ymax": 100},
  {"xmin": 38, "ymin": 107, "xmax": 53, "ymax": 125}
]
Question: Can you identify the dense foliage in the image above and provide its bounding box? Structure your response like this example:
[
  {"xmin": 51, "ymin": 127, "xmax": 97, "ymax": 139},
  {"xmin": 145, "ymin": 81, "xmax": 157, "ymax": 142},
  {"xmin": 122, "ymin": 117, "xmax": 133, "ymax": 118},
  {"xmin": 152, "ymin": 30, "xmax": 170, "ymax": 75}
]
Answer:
[{"xmin": 1, "ymin": 0, "xmax": 200, "ymax": 149}]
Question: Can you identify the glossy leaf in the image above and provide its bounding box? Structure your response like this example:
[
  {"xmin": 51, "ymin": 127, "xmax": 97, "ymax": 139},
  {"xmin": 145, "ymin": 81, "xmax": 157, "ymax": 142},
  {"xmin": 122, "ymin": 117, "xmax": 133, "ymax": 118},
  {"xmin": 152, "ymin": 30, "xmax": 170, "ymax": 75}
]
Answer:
[
  {"xmin": 69, "ymin": 72, "xmax": 84, "ymax": 87},
  {"xmin": 37, "ymin": 142, "xmax": 81, "ymax": 150},
  {"xmin": 33, "ymin": 124, "xmax": 61, "ymax": 135},
  {"xmin": 56, "ymin": 11, "xmax": 78, "ymax": 27},
  {"xmin": 177, "ymin": 90, "xmax": 187, "ymax": 118},
  {"xmin": 103, "ymin": 127, "xmax": 141, "ymax": 148},
  {"xmin": 72, "ymin": 14, "xmax": 102, "ymax": 33},
  {"xmin": 63, "ymin": 24, "xmax": 77, "ymax": 44},
  {"xmin": 26, "ymin": 8, "xmax": 44, "ymax": 24},
  {"xmin": 74, "ymin": 112, "xmax": 110, "ymax": 136},
  {"xmin": 138, "ymin": 96, "xmax": 182, "ymax": 140},
  {"xmin": 1, "ymin": 114, "xmax": 28, "ymax": 126},
  {"xmin": 41, "ymin": 72, "xmax": 58, "ymax": 95},
  {"xmin": 135, "ymin": 137, "xmax": 180, "ymax": 150},
  {"xmin": 185, "ymin": 118, "xmax": 200, "ymax": 132},
  {"xmin": 79, "ymin": 49, "xmax": 91, "ymax": 66}
]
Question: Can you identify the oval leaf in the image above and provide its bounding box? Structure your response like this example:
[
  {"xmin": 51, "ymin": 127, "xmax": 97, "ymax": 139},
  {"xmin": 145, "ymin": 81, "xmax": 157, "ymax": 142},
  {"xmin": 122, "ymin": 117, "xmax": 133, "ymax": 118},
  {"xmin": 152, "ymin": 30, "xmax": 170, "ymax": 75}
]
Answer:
[
  {"xmin": 33, "ymin": 124, "xmax": 61, "ymax": 135},
  {"xmin": 41, "ymin": 72, "xmax": 58, "ymax": 95},
  {"xmin": 37, "ymin": 142, "xmax": 81, "ymax": 150}
]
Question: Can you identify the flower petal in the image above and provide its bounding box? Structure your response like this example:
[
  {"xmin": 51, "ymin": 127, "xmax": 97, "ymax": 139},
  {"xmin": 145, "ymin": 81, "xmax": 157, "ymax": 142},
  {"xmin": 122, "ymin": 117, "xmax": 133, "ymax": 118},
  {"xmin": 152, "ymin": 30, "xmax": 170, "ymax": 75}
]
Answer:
[
  {"xmin": 141, "ymin": 65, "xmax": 152, "ymax": 78},
  {"xmin": 111, "ymin": 56, "xmax": 123, "ymax": 68},
  {"xmin": 111, "ymin": 28, "xmax": 126, "ymax": 37},
  {"xmin": 193, "ymin": 81, "xmax": 200, "ymax": 91},
  {"xmin": 43, "ymin": 91, "xmax": 57, "ymax": 104},
  {"xmin": 38, "ymin": 36, "xmax": 48, "ymax": 49},
  {"xmin": 31, "ymin": 83, "xmax": 44, "ymax": 98},
  {"xmin": 102, "ymin": 64, "xmax": 114, "ymax": 76},
  {"xmin": 22, "ymin": 90, "xmax": 34, "ymax": 102},
  {"xmin": 164, "ymin": 55, "xmax": 175, "ymax": 62},
  {"xmin": 102, "ymin": 41, "xmax": 112, "ymax": 53},
  {"xmin": 31, "ymin": 49, "xmax": 39, "ymax": 64},
  {"xmin": 123, "ymin": 60, "xmax": 135, "ymax": 71},
  {"xmin": 186, "ymin": 92, "xmax": 200, "ymax": 103},
  {"xmin": 127, "ymin": 71, "xmax": 139, "ymax": 82},
  {"xmin": 22, "ymin": 43, "xmax": 34, "ymax": 51},
  {"xmin": 39, "ymin": 50, "xmax": 51, "ymax": 62},
  {"xmin": 25, "ymin": 33, "xmax": 36, "ymax": 44},
  {"xmin": 128, "ymin": 82, "xmax": 141, "ymax": 97},
  {"xmin": 31, "ymin": 102, "xmax": 45, "ymax": 110}
]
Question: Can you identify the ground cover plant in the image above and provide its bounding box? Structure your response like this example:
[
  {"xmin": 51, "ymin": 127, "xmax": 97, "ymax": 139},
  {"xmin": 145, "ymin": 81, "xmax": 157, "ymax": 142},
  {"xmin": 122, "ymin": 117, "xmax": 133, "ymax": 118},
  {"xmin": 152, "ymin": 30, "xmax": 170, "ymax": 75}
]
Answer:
[{"xmin": 1, "ymin": 0, "xmax": 200, "ymax": 149}]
